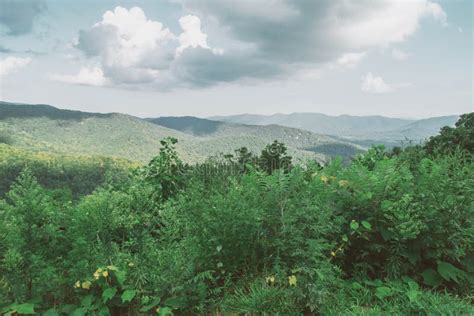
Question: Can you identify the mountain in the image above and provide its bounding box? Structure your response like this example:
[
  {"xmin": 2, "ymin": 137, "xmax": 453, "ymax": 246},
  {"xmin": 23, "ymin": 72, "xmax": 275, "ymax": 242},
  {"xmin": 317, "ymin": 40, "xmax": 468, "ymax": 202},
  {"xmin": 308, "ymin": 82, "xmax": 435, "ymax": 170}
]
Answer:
[
  {"xmin": 0, "ymin": 102, "xmax": 364, "ymax": 163},
  {"xmin": 209, "ymin": 112, "xmax": 459, "ymax": 146}
]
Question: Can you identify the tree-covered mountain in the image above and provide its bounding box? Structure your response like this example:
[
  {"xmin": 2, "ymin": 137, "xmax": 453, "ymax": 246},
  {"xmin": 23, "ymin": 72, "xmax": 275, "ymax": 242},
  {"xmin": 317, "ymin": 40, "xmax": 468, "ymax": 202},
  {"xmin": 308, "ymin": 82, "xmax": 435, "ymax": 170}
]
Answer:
[
  {"xmin": 0, "ymin": 102, "xmax": 363, "ymax": 163},
  {"xmin": 209, "ymin": 112, "xmax": 459, "ymax": 146}
]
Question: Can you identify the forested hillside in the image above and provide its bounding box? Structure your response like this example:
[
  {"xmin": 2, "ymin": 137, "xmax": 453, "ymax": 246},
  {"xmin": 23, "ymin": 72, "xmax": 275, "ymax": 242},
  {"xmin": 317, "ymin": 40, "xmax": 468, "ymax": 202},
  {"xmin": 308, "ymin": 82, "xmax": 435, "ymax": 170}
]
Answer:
[
  {"xmin": 0, "ymin": 113, "xmax": 472, "ymax": 315},
  {"xmin": 0, "ymin": 102, "xmax": 364, "ymax": 163}
]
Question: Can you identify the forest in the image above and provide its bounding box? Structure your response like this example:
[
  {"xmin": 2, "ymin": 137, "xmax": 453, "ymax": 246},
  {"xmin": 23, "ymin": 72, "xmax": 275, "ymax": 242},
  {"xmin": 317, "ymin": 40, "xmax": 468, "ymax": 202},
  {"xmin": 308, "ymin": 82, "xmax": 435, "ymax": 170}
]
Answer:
[{"xmin": 0, "ymin": 113, "xmax": 473, "ymax": 315}]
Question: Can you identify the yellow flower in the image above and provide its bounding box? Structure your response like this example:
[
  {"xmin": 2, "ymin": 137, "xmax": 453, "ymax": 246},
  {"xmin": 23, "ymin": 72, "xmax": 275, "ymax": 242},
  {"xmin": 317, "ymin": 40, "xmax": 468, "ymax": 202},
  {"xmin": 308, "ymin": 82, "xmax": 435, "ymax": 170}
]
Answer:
[
  {"xmin": 82, "ymin": 281, "xmax": 92, "ymax": 290},
  {"xmin": 74, "ymin": 281, "xmax": 81, "ymax": 288},
  {"xmin": 338, "ymin": 180, "xmax": 349, "ymax": 187},
  {"xmin": 320, "ymin": 175, "xmax": 329, "ymax": 183},
  {"xmin": 102, "ymin": 270, "xmax": 109, "ymax": 278},
  {"xmin": 94, "ymin": 268, "xmax": 103, "ymax": 279},
  {"xmin": 288, "ymin": 275, "xmax": 297, "ymax": 286},
  {"xmin": 331, "ymin": 251, "xmax": 336, "ymax": 257},
  {"xmin": 266, "ymin": 276, "xmax": 275, "ymax": 284},
  {"xmin": 128, "ymin": 262, "xmax": 134, "ymax": 267}
]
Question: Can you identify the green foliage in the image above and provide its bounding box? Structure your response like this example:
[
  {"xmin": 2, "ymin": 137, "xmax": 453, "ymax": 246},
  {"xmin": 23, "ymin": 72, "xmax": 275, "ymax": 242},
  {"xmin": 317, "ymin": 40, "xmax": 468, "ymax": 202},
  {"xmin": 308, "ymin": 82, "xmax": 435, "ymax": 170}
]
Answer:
[
  {"xmin": 425, "ymin": 112, "xmax": 474, "ymax": 155},
  {"xmin": 0, "ymin": 115, "xmax": 473, "ymax": 314}
]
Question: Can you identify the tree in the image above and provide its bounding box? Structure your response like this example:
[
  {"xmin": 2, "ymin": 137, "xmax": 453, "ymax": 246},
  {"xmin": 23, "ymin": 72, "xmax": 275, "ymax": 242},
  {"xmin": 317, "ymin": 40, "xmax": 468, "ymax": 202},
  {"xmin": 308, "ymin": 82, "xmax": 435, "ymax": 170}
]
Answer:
[
  {"xmin": 258, "ymin": 141, "xmax": 292, "ymax": 174},
  {"xmin": 425, "ymin": 113, "xmax": 474, "ymax": 155}
]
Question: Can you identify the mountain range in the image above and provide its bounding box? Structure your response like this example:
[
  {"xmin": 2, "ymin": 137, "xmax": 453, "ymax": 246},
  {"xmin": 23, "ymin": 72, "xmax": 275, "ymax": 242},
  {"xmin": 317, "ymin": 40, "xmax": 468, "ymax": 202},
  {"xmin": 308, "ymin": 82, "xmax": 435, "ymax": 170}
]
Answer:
[
  {"xmin": 0, "ymin": 101, "xmax": 459, "ymax": 164},
  {"xmin": 209, "ymin": 113, "xmax": 459, "ymax": 147}
]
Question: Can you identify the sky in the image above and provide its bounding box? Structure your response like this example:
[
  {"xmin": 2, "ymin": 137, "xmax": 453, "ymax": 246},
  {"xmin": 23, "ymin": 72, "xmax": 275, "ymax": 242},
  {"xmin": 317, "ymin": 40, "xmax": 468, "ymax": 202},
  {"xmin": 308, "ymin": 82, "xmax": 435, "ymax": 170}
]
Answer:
[{"xmin": 0, "ymin": 0, "xmax": 472, "ymax": 118}]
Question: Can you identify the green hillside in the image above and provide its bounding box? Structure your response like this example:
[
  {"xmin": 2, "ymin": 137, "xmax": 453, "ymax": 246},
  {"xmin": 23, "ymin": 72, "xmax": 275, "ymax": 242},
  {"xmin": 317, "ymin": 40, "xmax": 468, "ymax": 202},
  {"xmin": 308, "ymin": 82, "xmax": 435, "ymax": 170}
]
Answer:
[{"xmin": 0, "ymin": 102, "xmax": 364, "ymax": 163}]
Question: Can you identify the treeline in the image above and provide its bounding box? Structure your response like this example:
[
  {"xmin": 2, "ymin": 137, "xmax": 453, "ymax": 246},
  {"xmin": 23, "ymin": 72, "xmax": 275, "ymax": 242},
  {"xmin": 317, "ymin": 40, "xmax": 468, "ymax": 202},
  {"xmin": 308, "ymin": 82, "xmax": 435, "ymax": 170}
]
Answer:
[{"xmin": 0, "ymin": 113, "xmax": 472, "ymax": 315}]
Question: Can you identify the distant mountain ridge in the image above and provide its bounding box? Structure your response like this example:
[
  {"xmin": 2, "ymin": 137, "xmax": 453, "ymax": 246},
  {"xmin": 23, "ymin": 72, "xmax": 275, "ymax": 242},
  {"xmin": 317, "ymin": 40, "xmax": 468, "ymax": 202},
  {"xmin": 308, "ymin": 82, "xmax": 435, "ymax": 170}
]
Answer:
[
  {"xmin": 208, "ymin": 112, "xmax": 459, "ymax": 146},
  {"xmin": 0, "ymin": 102, "xmax": 364, "ymax": 163}
]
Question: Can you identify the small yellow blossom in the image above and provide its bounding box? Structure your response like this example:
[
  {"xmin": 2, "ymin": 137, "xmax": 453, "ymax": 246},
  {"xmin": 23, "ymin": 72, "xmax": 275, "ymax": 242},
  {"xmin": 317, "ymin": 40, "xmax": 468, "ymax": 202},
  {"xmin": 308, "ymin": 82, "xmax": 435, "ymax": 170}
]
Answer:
[
  {"xmin": 94, "ymin": 268, "xmax": 103, "ymax": 279},
  {"xmin": 331, "ymin": 251, "xmax": 336, "ymax": 257},
  {"xmin": 266, "ymin": 276, "xmax": 275, "ymax": 284},
  {"xmin": 128, "ymin": 262, "xmax": 134, "ymax": 267},
  {"xmin": 74, "ymin": 281, "xmax": 81, "ymax": 288},
  {"xmin": 102, "ymin": 270, "xmax": 109, "ymax": 278},
  {"xmin": 288, "ymin": 275, "xmax": 297, "ymax": 286},
  {"xmin": 320, "ymin": 175, "xmax": 329, "ymax": 183},
  {"xmin": 82, "ymin": 281, "xmax": 92, "ymax": 290},
  {"xmin": 338, "ymin": 180, "xmax": 349, "ymax": 187}
]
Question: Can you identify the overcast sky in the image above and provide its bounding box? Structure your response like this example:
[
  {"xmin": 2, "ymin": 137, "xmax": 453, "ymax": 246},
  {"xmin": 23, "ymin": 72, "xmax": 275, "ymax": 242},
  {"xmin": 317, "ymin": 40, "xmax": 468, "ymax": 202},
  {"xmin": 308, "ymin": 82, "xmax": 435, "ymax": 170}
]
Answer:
[{"xmin": 0, "ymin": 0, "xmax": 472, "ymax": 118}]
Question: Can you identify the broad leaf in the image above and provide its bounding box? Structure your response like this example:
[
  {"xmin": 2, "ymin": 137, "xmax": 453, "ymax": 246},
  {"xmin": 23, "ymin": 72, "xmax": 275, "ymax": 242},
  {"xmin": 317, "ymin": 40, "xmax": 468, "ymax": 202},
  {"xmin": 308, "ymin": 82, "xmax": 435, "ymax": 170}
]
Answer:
[
  {"xmin": 121, "ymin": 289, "xmax": 137, "ymax": 303},
  {"xmin": 102, "ymin": 287, "xmax": 117, "ymax": 303}
]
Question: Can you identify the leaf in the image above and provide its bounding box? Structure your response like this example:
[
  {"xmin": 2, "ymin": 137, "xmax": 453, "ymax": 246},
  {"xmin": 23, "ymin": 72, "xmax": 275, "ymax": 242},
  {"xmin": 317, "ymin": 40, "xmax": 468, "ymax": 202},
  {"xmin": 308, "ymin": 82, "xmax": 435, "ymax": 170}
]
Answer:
[
  {"xmin": 351, "ymin": 281, "xmax": 363, "ymax": 290},
  {"xmin": 216, "ymin": 245, "xmax": 222, "ymax": 253},
  {"xmin": 80, "ymin": 294, "xmax": 94, "ymax": 308},
  {"xmin": 102, "ymin": 287, "xmax": 117, "ymax": 303},
  {"xmin": 421, "ymin": 269, "xmax": 442, "ymax": 287},
  {"xmin": 350, "ymin": 220, "xmax": 359, "ymax": 230},
  {"xmin": 375, "ymin": 286, "xmax": 392, "ymax": 300},
  {"xmin": 121, "ymin": 289, "xmax": 137, "ymax": 303},
  {"xmin": 405, "ymin": 289, "xmax": 420, "ymax": 303},
  {"xmin": 71, "ymin": 308, "xmax": 88, "ymax": 316},
  {"xmin": 361, "ymin": 221, "xmax": 372, "ymax": 230},
  {"xmin": 43, "ymin": 309, "xmax": 60, "ymax": 316},
  {"xmin": 13, "ymin": 303, "xmax": 35, "ymax": 314},
  {"xmin": 437, "ymin": 261, "xmax": 466, "ymax": 283},
  {"xmin": 115, "ymin": 270, "xmax": 127, "ymax": 286},
  {"xmin": 140, "ymin": 297, "xmax": 161, "ymax": 312},
  {"xmin": 158, "ymin": 306, "xmax": 173, "ymax": 316}
]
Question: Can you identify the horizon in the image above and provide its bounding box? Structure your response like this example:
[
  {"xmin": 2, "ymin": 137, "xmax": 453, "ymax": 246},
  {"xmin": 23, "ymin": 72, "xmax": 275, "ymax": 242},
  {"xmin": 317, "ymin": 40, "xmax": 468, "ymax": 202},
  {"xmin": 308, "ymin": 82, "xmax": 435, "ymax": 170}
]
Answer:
[
  {"xmin": 0, "ymin": 0, "xmax": 472, "ymax": 118},
  {"xmin": 0, "ymin": 99, "xmax": 463, "ymax": 121}
]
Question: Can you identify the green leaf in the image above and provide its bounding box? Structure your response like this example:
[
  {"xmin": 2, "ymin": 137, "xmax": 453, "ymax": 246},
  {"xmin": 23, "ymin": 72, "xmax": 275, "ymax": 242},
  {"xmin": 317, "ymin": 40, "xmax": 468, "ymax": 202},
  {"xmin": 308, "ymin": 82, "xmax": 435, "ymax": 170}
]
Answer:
[
  {"xmin": 361, "ymin": 221, "xmax": 371, "ymax": 230},
  {"xmin": 158, "ymin": 306, "xmax": 173, "ymax": 316},
  {"xmin": 102, "ymin": 287, "xmax": 117, "ymax": 303},
  {"xmin": 80, "ymin": 294, "xmax": 94, "ymax": 308},
  {"xmin": 342, "ymin": 235, "xmax": 349, "ymax": 242},
  {"xmin": 13, "ymin": 303, "xmax": 35, "ymax": 315},
  {"xmin": 351, "ymin": 281, "xmax": 363, "ymax": 290},
  {"xmin": 43, "ymin": 309, "xmax": 59, "ymax": 316},
  {"xmin": 121, "ymin": 289, "xmax": 137, "ymax": 303},
  {"xmin": 405, "ymin": 289, "xmax": 420, "ymax": 303},
  {"xmin": 350, "ymin": 220, "xmax": 359, "ymax": 230},
  {"xmin": 115, "ymin": 270, "xmax": 127, "ymax": 286},
  {"xmin": 140, "ymin": 297, "xmax": 161, "ymax": 312},
  {"xmin": 421, "ymin": 269, "xmax": 442, "ymax": 287},
  {"xmin": 71, "ymin": 308, "xmax": 88, "ymax": 316},
  {"xmin": 437, "ymin": 261, "xmax": 466, "ymax": 283},
  {"xmin": 216, "ymin": 245, "xmax": 222, "ymax": 252},
  {"xmin": 375, "ymin": 286, "xmax": 392, "ymax": 300}
]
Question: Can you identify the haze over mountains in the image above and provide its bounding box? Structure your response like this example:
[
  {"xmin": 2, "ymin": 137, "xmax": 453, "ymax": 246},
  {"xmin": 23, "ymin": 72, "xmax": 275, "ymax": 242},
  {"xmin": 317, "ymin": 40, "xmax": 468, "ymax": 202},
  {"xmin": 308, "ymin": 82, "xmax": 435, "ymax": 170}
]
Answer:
[
  {"xmin": 209, "ymin": 113, "xmax": 459, "ymax": 147},
  {"xmin": 0, "ymin": 101, "xmax": 459, "ymax": 164}
]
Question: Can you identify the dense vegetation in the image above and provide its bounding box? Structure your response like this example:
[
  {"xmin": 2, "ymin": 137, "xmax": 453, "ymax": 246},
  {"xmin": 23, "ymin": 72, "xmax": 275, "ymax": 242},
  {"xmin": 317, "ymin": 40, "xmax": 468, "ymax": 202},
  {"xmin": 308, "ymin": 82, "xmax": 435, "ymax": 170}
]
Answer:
[{"xmin": 0, "ymin": 114, "xmax": 473, "ymax": 315}]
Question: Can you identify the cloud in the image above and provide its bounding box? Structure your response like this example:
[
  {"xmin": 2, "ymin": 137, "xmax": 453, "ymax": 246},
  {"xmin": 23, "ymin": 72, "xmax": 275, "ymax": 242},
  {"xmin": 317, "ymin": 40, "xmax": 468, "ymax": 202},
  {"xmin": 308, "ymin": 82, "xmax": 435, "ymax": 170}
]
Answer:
[
  {"xmin": 337, "ymin": 52, "xmax": 367, "ymax": 68},
  {"xmin": 62, "ymin": 1, "xmax": 447, "ymax": 89},
  {"xmin": 50, "ymin": 66, "xmax": 109, "ymax": 87},
  {"xmin": 361, "ymin": 72, "xmax": 394, "ymax": 93},
  {"xmin": 0, "ymin": 45, "xmax": 13, "ymax": 53},
  {"xmin": 0, "ymin": 0, "xmax": 46, "ymax": 35},
  {"xmin": 0, "ymin": 56, "xmax": 32, "ymax": 76},
  {"xmin": 391, "ymin": 48, "xmax": 412, "ymax": 61}
]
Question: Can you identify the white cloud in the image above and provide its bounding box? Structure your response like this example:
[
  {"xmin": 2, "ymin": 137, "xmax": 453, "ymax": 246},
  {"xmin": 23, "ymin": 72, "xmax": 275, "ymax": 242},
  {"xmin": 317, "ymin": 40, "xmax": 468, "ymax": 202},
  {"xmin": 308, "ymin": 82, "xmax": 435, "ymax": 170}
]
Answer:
[
  {"xmin": 361, "ymin": 72, "xmax": 394, "ymax": 94},
  {"xmin": 51, "ymin": 66, "xmax": 109, "ymax": 87},
  {"xmin": 0, "ymin": 56, "xmax": 32, "ymax": 76},
  {"xmin": 391, "ymin": 48, "xmax": 412, "ymax": 61},
  {"xmin": 337, "ymin": 52, "xmax": 366, "ymax": 68},
  {"xmin": 177, "ymin": 15, "xmax": 210, "ymax": 55}
]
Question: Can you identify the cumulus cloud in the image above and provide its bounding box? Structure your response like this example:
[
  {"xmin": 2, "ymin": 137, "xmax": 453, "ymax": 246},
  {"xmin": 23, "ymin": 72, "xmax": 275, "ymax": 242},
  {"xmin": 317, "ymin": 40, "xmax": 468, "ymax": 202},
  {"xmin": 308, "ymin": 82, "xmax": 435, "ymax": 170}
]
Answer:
[
  {"xmin": 391, "ymin": 48, "xmax": 412, "ymax": 61},
  {"xmin": 337, "ymin": 52, "xmax": 367, "ymax": 68},
  {"xmin": 60, "ymin": 1, "xmax": 447, "ymax": 89},
  {"xmin": 0, "ymin": 56, "xmax": 32, "ymax": 76},
  {"xmin": 50, "ymin": 66, "xmax": 109, "ymax": 87},
  {"xmin": 361, "ymin": 72, "xmax": 394, "ymax": 93},
  {"xmin": 0, "ymin": 0, "xmax": 46, "ymax": 35}
]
